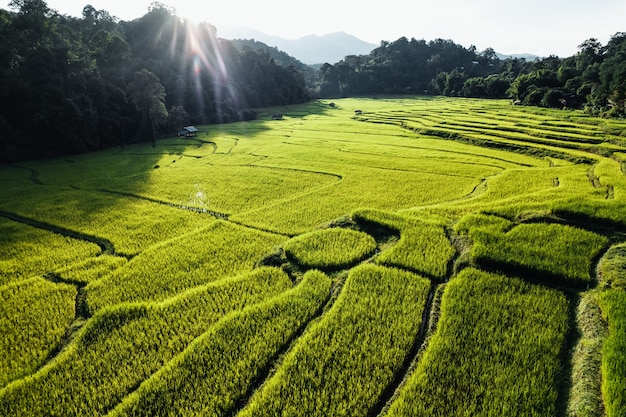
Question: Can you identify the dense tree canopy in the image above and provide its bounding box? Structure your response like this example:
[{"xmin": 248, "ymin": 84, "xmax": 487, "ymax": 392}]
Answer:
[
  {"xmin": 313, "ymin": 32, "xmax": 626, "ymax": 118},
  {"xmin": 0, "ymin": 0, "xmax": 310, "ymax": 161},
  {"xmin": 0, "ymin": 0, "xmax": 624, "ymax": 162}
]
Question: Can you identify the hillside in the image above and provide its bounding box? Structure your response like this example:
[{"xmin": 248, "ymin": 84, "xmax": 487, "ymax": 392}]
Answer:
[
  {"xmin": 220, "ymin": 27, "xmax": 378, "ymax": 64},
  {"xmin": 1, "ymin": 97, "xmax": 625, "ymax": 416},
  {"xmin": 2, "ymin": 1, "xmax": 625, "ymax": 164}
]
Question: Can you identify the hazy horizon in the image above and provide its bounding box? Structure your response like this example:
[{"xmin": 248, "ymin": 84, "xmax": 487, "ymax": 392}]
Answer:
[{"xmin": 8, "ymin": 0, "xmax": 626, "ymax": 57}]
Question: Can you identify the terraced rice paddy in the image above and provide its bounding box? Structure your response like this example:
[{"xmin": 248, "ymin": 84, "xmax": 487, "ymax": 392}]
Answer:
[{"xmin": 2, "ymin": 96, "xmax": 626, "ymax": 416}]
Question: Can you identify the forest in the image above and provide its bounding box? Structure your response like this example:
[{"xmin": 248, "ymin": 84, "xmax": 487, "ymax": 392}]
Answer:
[
  {"xmin": 318, "ymin": 34, "xmax": 626, "ymax": 117},
  {"xmin": 1, "ymin": 0, "xmax": 625, "ymax": 162},
  {"xmin": 0, "ymin": 1, "xmax": 310, "ymax": 161}
]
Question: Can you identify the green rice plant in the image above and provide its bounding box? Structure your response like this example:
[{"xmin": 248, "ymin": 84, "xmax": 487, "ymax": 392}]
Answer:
[
  {"xmin": 353, "ymin": 209, "xmax": 455, "ymax": 280},
  {"xmin": 2, "ymin": 96, "xmax": 625, "ymax": 417},
  {"xmin": 386, "ymin": 268, "xmax": 569, "ymax": 417},
  {"xmin": 86, "ymin": 220, "xmax": 286, "ymax": 312},
  {"xmin": 0, "ymin": 277, "xmax": 76, "ymax": 387},
  {"xmin": 0, "ymin": 166, "xmax": 35, "ymax": 190},
  {"xmin": 454, "ymin": 165, "xmax": 593, "ymax": 210},
  {"xmin": 231, "ymin": 164, "xmax": 479, "ymax": 236},
  {"xmin": 598, "ymin": 243, "xmax": 626, "ymax": 290},
  {"xmin": 468, "ymin": 222, "xmax": 608, "ymax": 287},
  {"xmin": 0, "ymin": 217, "xmax": 101, "ymax": 286},
  {"xmin": 453, "ymin": 212, "xmax": 513, "ymax": 236},
  {"xmin": 105, "ymin": 164, "xmax": 341, "ymax": 216},
  {"xmin": 283, "ymin": 228, "xmax": 376, "ymax": 270},
  {"xmin": 597, "ymin": 290, "xmax": 626, "ymax": 417},
  {"xmin": 54, "ymin": 255, "xmax": 128, "ymax": 285},
  {"xmin": 553, "ymin": 197, "xmax": 626, "ymax": 229},
  {"xmin": 412, "ymin": 163, "xmax": 596, "ymax": 225},
  {"xmin": 567, "ymin": 291, "xmax": 607, "ymax": 417},
  {"xmin": 0, "ymin": 267, "xmax": 292, "ymax": 417},
  {"xmin": 108, "ymin": 270, "xmax": 331, "ymax": 417},
  {"xmin": 237, "ymin": 264, "xmax": 430, "ymax": 417},
  {"xmin": 0, "ymin": 186, "xmax": 211, "ymax": 257}
]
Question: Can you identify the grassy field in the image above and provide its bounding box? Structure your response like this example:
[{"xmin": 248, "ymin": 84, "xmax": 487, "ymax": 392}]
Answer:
[{"xmin": 1, "ymin": 96, "xmax": 625, "ymax": 416}]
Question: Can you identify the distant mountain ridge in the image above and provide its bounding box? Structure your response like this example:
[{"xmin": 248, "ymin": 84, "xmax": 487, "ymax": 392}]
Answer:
[
  {"xmin": 496, "ymin": 52, "xmax": 541, "ymax": 61},
  {"xmin": 218, "ymin": 27, "xmax": 378, "ymax": 65}
]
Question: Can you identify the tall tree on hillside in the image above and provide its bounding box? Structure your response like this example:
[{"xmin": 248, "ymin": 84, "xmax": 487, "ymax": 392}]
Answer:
[
  {"xmin": 598, "ymin": 32, "xmax": 626, "ymax": 116},
  {"xmin": 128, "ymin": 69, "xmax": 168, "ymax": 142}
]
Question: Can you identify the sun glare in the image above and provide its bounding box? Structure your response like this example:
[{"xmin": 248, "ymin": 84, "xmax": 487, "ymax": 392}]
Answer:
[{"xmin": 165, "ymin": 17, "xmax": 239, "ymax": 120}]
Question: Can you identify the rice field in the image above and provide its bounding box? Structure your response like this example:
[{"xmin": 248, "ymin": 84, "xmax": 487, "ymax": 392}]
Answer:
[
  {"xmin": 1, "ymin": 96, "xmax": 625, "ymax": 416},
  {"xmin": 283, "ymin": 227, "xmax": 377, "ymax": 270},
  {"xmin": 386, "ymin": 268, "xmax": 569, "ymax": 417}
]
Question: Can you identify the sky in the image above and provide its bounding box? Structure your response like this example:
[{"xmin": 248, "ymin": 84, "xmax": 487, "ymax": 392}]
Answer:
[{"xmin": 15, "ymin": 0, "xmax": 626, "ymax": 57}]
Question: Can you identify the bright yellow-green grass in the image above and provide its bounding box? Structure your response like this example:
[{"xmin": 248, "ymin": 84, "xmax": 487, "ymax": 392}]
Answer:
[
  {"xmin": 0, "ymin": 277, "xmax": 76, "ymax": 388},
  {"xmin": 466, "ymin": 221, "xmax": 608, "ymax": 287},
  {"xmin": 453, "ymin": 212, "xmax": 513, "ymax": 235},
  {"xmin": 2, "ymin": 96, "xmax": 626, "ymax": 416},
  {"xmin": 238, "ymin": 264, "xmax": 430, "ymax": 417},
  {"xmin": 0, "ymin": 267, "xmax": 292, "ymax": 417},
  {"xmin": 597, "ymin": 290, "xmax": 626, "ymax": 417},
  {"xmin": 353, "ymin": 208, "xmax": 455, "ymax": 280},
  {"xmin": 0, "ymin": 185, "xmax": 212, "ymax": 257},
  {"xmin": 386, "ymin": 268, "xmax": 569, "ymax": 417},
  {"xmin": 85, "ymin": 220, "xmax": 287, "ymax": 312},
  {"xmin": 108, "ymin": 270, "xmax": 331, "ymax": 417},
  {"xmin": 283, "ymin": 227, "xmax": 376, "ymax": 270},
  {"xmin": 0, "ymin": 217, "xmax": 101, "ymax": 286},
  {"xmin": 598, "ymin": 243, "xmax": 626, "ymax": 290},
  {"xmin": 568, "ymin": 291, "xmax": 607, "ymax": 417},
  {"xmin": 53, "ymin": 255, "xmax": 128, "ymax": 285}
]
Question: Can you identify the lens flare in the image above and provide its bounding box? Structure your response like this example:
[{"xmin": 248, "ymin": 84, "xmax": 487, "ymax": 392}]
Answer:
[{"xmin": 177, "ymin": 20, "xmax": 239, "ymax": 122}]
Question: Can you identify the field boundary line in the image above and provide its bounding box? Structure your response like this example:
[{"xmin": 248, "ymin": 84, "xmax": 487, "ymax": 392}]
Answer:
[
  {"xmin": 40, "ymin": 273, "xmax": 89, "ymax": 369},
  {"xmin": 0, "ymin": 210, "xmax": 115, "ymax": 255},
  {"xmin": 373, "ymin": 282, "xmax": 445, "ymax": 417},
  {"xmin": 10, "ymin": 165, "xmax": 43, "ymax": 184},
  {"xmin": 244, "ymin": 163, "xmax": 343, "ymax": 181},
  {"xmin": 323, "ymin": 136, "xmax": 538, "ymax": 168},
  {"xmin": 231, "ymin": 174, "xmax": 344, "ymax": 223},
  {"xmin": 227, "ymin": 280, "xmax": 335, "ymax": 417},
  {"xmin": 96, "ymin": 189, "xmax": 229, "ymax": 219}
]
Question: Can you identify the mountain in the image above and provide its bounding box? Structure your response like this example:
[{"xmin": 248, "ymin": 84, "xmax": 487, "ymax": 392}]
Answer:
[
  {"xmin": 496, "ymin": 52, "xmax": 541, "ymax": 61},
  {"xmin": 218, "ymin": 27, "xmax": 378, "ymax": 65},
  {"xmin": 228, "ymin": 39, "xmax": 311, "ymax": 71},
  {"xmin": 228, "ymin": 38, "xmax": 318, "ymax": 84}
]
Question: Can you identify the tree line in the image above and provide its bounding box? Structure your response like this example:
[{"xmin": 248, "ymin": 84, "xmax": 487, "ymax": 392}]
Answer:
[
  {"xmin": 314, "ymin": 34, "xmax": 626, "ymax": 118},
  {"xmin": 1, "ymin": 0, "xmax": 624, "ymax": 162},
  {"xmin": 0, "ymin": 0, "xmax": 310, "ymax": 161}
]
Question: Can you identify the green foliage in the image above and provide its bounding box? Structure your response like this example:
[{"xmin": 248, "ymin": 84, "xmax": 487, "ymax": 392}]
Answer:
[
  {"xmin": 465, "ymin": 221, "xmax": 608, "ymax": 286},
  {"xmin": 353, "ymin": 208, "xmax": 455, "ymax": 280},
  {"xmin": 238, "ymin": 264, "xmax": 430, "ymax": 417},
  {"xmin": 284, "ymin": 227, "xmax": 376, "ymax": 270},
  {"xmin": 0, "ymin": 277, "xmax": 76, "ymax": 387},
  {"xmin": 108, "ymin": 270, "xmax": 331, "ymax": 417},
  {"xmin": 128, "ymin": 69, "xmax": 167, "ymax": 142},
  {"xmin": 0, "ymin": 217, "xmax": 101, "ymax": 286},
  {"xmin": 568, "ymin": 292, "xmax": 608, "ymax": 417},
  {"xmin": 317, "ymin": 37, "xmax": 496, "ymax": 97},
  {"xmin": 85, "ymin": 220, "xmax": 286, "ymax": 312},
  {"xmin": 2, "ymin": 97, "xmax": 626, "ymax": 416},
  {"xmin": 597, "ymin": 290, "xmax": 626, "ymax": 417},
  {"xmin": 453, "ymin": 212, "xmax": 513, "ymax": 235},
  {"xmin": 598, "ymin": 243, "xmax": 626, "ymax": 290},
  {"xmin": 54, "ymin": 255, "xmax": 128, "ymax": 285},
  {"xmin": 386, "ymin": 268, "xmax": 569, "ymax": 417},
  {"xmin": 0, "ymin": 4, "xmax": 310, "ymax": 161},
  {"xmin": 0, "ymin": 267, "xmax": 292, "ymax": 417},
  {"xmin": 0, "ymin": 185, "xmax": 212, "ymax": 257}
]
